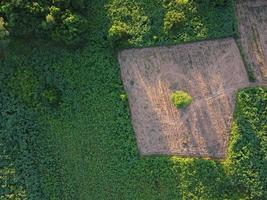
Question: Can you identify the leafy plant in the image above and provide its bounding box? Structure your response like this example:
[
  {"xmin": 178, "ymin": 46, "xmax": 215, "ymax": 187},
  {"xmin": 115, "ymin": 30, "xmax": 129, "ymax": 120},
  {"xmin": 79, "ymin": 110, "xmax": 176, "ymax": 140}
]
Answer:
[
  {"xmin": 52, "ymin": 12, "xmax": 87, "ymax": 45},
  {"xmin": 8, "ymin": 69, "xmax": 39, "ymax": 107},
  {"xmin": 164, "ymin": 10, "xmax": 186, "ymax": 32},
  {"xmin": 209, "ymin": 0, "xmax": 228, "ymax": 7},
  {"xmin": 171, "ymin": 90, "xmax": 192, "ymax": 108},
  {"xmin": 106, "ymin": 0, "xmax": 150, "ymax": 46},
  {"xmin": 0, "ymin": 17, "xmax": 9, "ymax": 54},
  {"xmin": 0, "ymin": 0, "xmax": 87, "ymax": 45},
  {"xmin": 120, "ymin": 93, "xmax": 128, "ymax": 102},
  {"xmin": 41, "ymin": 86, "xmax": 62, "ymax": 107},
  {"xmin": 108, "ymin": 21, "xmax": 130, "ymax": 44}
]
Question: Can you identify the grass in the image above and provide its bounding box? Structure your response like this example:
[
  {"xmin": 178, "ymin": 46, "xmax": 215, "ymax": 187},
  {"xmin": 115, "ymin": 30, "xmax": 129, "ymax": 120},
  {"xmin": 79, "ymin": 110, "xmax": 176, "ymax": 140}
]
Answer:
[{"xmin": 1, "ymin": 0, "xmax": 267, "ymax": 199}]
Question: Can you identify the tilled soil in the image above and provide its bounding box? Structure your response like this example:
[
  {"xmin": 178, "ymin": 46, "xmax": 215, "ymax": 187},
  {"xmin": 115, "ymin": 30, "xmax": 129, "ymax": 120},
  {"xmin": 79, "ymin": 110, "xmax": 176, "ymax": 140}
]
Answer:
[
  {"xmin": 118, "ymin": 38, "xmax": 250, "ymax": 158},
  {"xmin": 236, "ymin": 0, "xmax": 267, "ymax": 81}
]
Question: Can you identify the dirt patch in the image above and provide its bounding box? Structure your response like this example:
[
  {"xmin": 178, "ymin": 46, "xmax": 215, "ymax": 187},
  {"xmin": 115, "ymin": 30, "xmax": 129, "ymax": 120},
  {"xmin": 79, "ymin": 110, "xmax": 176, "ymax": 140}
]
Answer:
[
  {"xmin": 236, "ymin": 0, "xmax": 267, "ymax": 81},
  {"xmin": 118, "ymin": 38, "xmax": 249, "ymax": 158}
]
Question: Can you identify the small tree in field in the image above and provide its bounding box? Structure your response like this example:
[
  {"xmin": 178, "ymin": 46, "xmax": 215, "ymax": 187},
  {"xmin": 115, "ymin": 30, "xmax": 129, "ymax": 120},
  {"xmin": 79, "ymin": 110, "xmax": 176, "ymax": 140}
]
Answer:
[{"xmin": 171, "ymin": 90, "xmax": 192, "ymax": 108}]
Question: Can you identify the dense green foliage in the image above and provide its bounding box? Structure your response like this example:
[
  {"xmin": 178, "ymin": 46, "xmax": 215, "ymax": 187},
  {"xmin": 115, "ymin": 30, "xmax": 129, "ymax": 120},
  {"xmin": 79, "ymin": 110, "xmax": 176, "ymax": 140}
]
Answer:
[
  {"xmin": 225, "ymin": 88, "xmax": 267, "ymax": 199},
  {"xmin": 0, "ymin": 0, "xmax": 87, "ymax": 45},
  {"xmin": 107, "ymin": 0, "xmax": 237, "ymax": 48},
  {"xmin": 0, "ymin": 17, "xmax": 9, "ymax": 54},
  {"xmin": 202, "ymin": 0, "xmax": 228, "ymax": 7},
  {"xmin": 1, "ymin": 0, "xmax": 267, "ymax": 199},
  {"xmin": 0, "ymin": 44, "xmax": 73, "ymax": 199},
  {"xmin": 171, "ymin": 91, "xmax": 192, "ymax": 108},
  {"xmin": 164, "ymin": 10, "xmax": 186, "ymax": 33},
  {"xmin": 107, "ymin": 0, "xmax": 149, "ymax": 46},
  {"xmin": 0, "ymin": 95, "xmax": 62, "ymax": 199}
]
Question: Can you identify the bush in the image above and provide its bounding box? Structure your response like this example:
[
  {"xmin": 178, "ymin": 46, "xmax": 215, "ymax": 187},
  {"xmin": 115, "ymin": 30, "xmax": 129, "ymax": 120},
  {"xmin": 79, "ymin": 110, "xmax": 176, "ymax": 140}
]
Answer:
[
  {"xmin": 106, "ymin": 0, "xmax": 149, "ymax": 46},
  {"xmin": 195, "ymin": 0, "xmax": 228, "ymax": 7},
  {"xmin": 108, "ymin": 21, "xmax": 130, "ymax": 44},
  {"xmin": 0, "ymin": 0, "xmax": 87, "ymax": 46},
  {"xmin": 171, "ymin": 90, "xmax": 192, "ymax": 108},
  {"xmin": 209, "ymin": 0, "xmax": 228, "ymax": 7},
  {"xmin": 164, "ymin": 10, "xmax": 186, "ymax": 32},
  {"xmin": 0, "ymin": 17, "xmax": 9, "ymax": 54},
  {"xmin": 70, "ymin": 0, "xmax": 86, "ymax": 11},
  {"xmin": 51, "ymin": 12, "xmax": 87, "ymax": 45},
  {"xmin": 8, "ymin": 69, "xmax": 39, "ymax": 107},
  {"xmin": 120, "ymin": 93, "xmax": 128, "ymax": 102},
  {"xmin": 41, "ymin": 86, "xmax": 61, "ymax": 107}
]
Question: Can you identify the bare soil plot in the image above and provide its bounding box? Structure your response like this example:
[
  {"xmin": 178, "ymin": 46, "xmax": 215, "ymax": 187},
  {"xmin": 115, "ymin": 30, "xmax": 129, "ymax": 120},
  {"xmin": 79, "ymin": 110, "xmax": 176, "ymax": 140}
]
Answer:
[
  {"xmin": 236, "ymin": 0, "xmax": 267, "ymax": 81},
  {"xmin": 118, "ymin": 38, "xmax": 249, "ymax": 158}
]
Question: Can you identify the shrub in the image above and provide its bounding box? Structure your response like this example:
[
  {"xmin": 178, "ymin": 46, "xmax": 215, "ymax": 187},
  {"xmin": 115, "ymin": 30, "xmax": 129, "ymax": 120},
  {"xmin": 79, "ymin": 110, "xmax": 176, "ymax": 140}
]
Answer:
[
  {"xmin": 49, "ymin": 6, "xmax": 61, "ymax": 17},
  {"xmin": 164, "ymin": 10, "xmax": 186, "ymax": 32},
  {"xmin": 171, "ymin": 90, "xmax": 192, "ymax": 108},
  {"xmin": 8, "ymin": 69, "xmax": 39, "ymax": 107},
  {"xmin": 46, "ymin": 14, "xmax": 56, "ymax": 24},
  {"xmin": 195, "ymin": 0, "xmax": 228, "ymax": 7},
  {"xmin": 0, "ymin": 0, "xmax": 87, "ymax": 46},
  {"xmin": 120, "ymin": 93, "xmax": 128, "ymax": 102},
  {"xmin": 175, "ymin": 0, "xmax": 189, "ymax": 5},
  {"xmin": 106, "ymin": 0, "xmax": 149, "ymax": 46},
  {"xmin": 108, "ymin": 21, "xmax": 130, "ymax": 44},
  {"xmin": 51, "ymin": 12, "xmax": 87, "ymax": 45},
  {"xmin": 41, "ymin": 86, "xmax": 61, "ymax": 107},
  {"xmin": 0, "ymin": 17, "xmax": 9, "ymax": 54},
  {"xmin": 210, "ymin": 0, "xmax": 228, "ymax": 7},
  {"xmin": 70, "ymin": 0, "xmax": 86, "ymax": 11}
]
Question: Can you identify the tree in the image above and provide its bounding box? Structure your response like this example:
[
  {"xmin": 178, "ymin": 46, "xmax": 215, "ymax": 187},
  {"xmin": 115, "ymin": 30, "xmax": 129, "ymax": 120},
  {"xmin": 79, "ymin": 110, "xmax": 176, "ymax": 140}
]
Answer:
[
  {"xmin": 0, "ymin": 1, "xmax": 87, "ymax": 46},
  {"xmin": 164, "ymin": 10, "xmax": 186, "ymax": 33},
  {"xmin": 171, "ymin": 90, "xmax": 192, "ymax": 108},
  {"xmin": 0, "ymin": 17, "xmax": 9, "ymax": 56}
]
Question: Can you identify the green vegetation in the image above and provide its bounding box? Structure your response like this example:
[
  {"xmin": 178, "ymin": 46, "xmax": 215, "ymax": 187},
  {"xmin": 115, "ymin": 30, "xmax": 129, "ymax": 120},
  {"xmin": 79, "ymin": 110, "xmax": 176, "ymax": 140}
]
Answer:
[
  {"xmin": 236, "ymin": 40, "xmax": 256, "ymax": 82},
  {"xmin": 107, "ymin": 0, "xmax": 150, "ymax": 46},
  {"xmin": 225, "ymin": 87, "xmax": 267, "ymax": 199},
  {"xmin": 1, "ymin": 0, "xmax": 267, "ymax": 199},
  {"xmin": 164, "ymin": 10, "xmax": 186, "ymax": 33},
  {"xmin": 171, "ymin": 90, "xmax": 192, "ymax": 108},
  {"xmin": 41, "ymin": 86, "xmax": 62, "ymax": 107},
  {"xmin": 0, "ymin": 17, "xmax": 9, "ymax": 55},
  {"xmin": 0, "ymin": 45, "xmax": 72, "ymax": 199},
  {"xmin": 0, "ymin": 0, "xmax": 87, "ymax": 45},
  {"xmin": 8, "ymin": 69, "xmax": 39, "ymax": 106},
  {"xmin": 107, "ymin": 0, "xmax": 237, "ymax": 48}
]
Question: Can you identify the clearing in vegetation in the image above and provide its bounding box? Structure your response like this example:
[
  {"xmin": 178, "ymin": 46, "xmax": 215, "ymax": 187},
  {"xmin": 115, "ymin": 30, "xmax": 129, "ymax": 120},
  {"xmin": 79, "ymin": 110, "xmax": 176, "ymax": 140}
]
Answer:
[
  {"xmin": 236, "ymin": 0, "xmax": 267, "ymax": 81},
  {"xmin": 119, "ymin": 38, "xmax": 249, "ymax": 158},
  {"xmin": 2, "ymin": 0, "xmax": 267, "ymax": 199}
]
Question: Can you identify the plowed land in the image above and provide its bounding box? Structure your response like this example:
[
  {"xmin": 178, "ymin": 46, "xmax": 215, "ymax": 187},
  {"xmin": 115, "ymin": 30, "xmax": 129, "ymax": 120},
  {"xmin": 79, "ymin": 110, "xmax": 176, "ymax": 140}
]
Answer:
[
  {"xmin": 236, "ymin": 0, "xmax": 267, "ymax": 81},
  {"xmin": 118, "ymin": 38, "xmax": 249, "ymax": 158}
]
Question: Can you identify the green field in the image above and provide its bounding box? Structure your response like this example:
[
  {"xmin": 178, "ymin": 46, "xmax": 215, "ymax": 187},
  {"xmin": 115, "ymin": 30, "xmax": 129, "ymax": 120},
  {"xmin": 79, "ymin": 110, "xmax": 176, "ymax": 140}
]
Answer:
[{"xmin": 1, "ymin": 0, "xmax": 267, "ymax": 199}]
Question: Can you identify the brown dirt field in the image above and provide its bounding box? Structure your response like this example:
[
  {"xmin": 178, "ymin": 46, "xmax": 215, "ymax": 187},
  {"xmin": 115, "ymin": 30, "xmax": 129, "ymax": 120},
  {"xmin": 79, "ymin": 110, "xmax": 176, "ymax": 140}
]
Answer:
[
  {"xmin": 236, "ymin": 0, "xmax": 267, "ymax": 81},
  {"xmin": 118, "ymin": 38, "xmax": 250, "ymax": 158}
]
